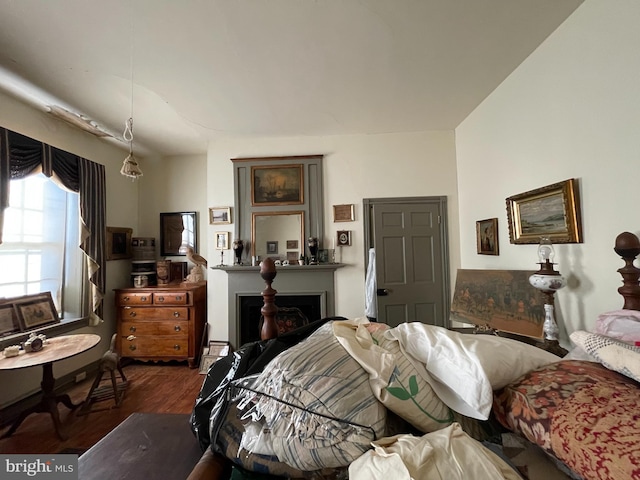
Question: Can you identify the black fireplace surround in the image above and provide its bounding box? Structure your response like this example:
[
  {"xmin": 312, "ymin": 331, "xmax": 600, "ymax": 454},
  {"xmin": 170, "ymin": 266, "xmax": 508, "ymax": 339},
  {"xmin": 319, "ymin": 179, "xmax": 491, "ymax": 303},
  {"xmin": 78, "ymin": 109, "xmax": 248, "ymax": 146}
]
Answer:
[{"xmin": 239, "ymin": 294, "xmax": 322, "ymax": 345}]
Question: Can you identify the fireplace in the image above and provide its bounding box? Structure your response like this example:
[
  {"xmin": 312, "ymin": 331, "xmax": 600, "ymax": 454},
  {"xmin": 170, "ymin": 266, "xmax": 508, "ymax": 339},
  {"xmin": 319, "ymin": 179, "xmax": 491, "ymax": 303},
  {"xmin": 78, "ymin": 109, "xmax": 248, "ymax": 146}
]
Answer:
[
  {"xmin": 214, "ymin": 263, "xmax": 344, "ymax": 349},
  {"xmin": 238, "ymin": 294, "xmax": 323, "ymax": 345}
]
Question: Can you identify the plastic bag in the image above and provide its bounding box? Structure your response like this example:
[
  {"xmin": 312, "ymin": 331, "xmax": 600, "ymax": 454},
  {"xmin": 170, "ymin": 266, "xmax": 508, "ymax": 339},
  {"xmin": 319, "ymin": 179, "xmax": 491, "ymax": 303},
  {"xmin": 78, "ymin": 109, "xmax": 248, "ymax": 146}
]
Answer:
[{"xmin": 595, "ymin": 309, "xmax": 640, "ymax": 345}]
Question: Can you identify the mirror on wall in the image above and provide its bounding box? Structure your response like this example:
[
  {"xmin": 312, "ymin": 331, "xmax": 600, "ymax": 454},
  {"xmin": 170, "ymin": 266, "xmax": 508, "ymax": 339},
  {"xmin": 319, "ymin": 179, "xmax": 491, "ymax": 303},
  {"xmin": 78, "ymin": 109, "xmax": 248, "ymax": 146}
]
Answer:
[
  {"xmin": 252, "ymin": 211, "xmax": 304, "ymax": 261},
  {"xmin": 160, "ymin": 211, "xmax": 197, "ymax": 256}
]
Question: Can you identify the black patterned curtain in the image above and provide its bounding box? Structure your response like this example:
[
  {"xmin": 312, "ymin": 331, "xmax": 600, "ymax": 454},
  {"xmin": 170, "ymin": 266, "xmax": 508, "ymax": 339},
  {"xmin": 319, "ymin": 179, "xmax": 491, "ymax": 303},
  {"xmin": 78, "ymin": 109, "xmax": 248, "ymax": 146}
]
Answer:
[{"xmin": 0, "ymin": 128, "xmax": 106, "ymax": 322}]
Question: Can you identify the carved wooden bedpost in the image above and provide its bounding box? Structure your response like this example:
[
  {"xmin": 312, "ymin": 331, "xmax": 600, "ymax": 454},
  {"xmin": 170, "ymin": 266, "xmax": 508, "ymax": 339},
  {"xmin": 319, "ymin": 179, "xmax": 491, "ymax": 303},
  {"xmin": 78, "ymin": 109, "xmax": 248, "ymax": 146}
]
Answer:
[
  {"xmin": 260, "ymin": 257, "xmax": 279, "ymax": 341},
  {"xmin": 614, "ymin": 232, "xmax": 640, "ymax": 311}
]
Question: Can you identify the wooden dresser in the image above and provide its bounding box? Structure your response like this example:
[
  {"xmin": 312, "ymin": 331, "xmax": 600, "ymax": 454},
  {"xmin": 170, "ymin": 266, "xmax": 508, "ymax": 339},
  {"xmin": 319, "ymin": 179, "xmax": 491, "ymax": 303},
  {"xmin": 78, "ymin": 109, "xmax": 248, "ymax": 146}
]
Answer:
[{"xmin": 115, "ymin": 282, "xmax": 206, "ymax": 368}]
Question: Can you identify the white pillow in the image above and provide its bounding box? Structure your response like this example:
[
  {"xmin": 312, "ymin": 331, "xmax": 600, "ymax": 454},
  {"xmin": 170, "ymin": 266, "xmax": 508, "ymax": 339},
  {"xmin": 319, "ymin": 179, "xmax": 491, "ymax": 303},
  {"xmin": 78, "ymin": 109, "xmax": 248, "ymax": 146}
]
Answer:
[
  {"xmin": 332, "ymin": 319, "xmax": 453, "ymax": 433},
  {"xmin": 570, "ymin": 330, "xmax": 640, "ymax": 382},
  {"xmin": 387, "ymin": 323, "xmax": 560, "ymax": 420}
]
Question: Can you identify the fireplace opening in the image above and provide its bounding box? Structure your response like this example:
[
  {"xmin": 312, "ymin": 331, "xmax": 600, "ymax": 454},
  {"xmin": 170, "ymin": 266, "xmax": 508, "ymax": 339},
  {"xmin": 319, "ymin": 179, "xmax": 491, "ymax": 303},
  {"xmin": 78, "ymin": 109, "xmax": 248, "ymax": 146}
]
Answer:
[{"xmin": 239, "ymin": 294, "xmax": 322, "ymax": 345}]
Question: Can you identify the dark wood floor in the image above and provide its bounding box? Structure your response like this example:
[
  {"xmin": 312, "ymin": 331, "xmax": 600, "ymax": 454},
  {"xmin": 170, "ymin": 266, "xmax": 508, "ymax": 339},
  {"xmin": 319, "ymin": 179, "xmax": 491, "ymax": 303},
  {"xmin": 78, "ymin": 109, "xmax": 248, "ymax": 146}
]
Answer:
[{"xmin": 0, "ymin": 361, "xmax": 205, "ymax": 455}]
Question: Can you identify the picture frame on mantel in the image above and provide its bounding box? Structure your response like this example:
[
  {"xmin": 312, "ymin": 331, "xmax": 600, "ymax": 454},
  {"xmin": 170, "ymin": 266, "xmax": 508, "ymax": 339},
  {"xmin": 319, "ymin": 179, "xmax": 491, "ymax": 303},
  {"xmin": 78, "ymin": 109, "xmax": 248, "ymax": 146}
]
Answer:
[{"xmin": 506, "ymin": 178, "xmax": 582, "ymax": 245}]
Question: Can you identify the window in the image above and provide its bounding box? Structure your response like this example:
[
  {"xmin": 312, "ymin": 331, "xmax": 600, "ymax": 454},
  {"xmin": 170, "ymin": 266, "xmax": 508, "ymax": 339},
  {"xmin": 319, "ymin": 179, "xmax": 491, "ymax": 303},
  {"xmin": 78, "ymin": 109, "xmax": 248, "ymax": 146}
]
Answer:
[{"xmin": 0, "ymin": 173, "xmax": 85, "ymax": 319}]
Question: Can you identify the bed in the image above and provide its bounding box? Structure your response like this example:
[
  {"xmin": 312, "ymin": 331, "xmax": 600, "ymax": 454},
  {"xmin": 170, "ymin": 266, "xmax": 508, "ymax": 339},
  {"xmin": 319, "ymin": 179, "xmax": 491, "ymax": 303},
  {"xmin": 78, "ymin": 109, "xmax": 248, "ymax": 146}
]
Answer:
[{"xmin": 190, "ymin": 232, "xmax": 640, "ymax": 480}]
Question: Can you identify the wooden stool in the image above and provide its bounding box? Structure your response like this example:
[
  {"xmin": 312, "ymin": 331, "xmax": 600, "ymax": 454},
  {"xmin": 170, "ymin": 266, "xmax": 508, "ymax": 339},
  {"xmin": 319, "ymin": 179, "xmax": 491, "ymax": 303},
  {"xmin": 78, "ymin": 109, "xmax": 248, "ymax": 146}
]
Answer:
[{"xmin": 78, "ymin": 334, "xmax": 128, "ymax": 415}]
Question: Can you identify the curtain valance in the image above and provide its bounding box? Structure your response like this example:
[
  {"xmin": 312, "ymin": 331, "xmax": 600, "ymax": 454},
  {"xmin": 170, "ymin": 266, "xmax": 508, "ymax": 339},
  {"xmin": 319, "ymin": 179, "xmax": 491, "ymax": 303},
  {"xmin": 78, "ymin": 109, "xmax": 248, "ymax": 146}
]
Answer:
[{"xmin": 0, "ymin": 127, "xmax": 106, "ymax": 322}]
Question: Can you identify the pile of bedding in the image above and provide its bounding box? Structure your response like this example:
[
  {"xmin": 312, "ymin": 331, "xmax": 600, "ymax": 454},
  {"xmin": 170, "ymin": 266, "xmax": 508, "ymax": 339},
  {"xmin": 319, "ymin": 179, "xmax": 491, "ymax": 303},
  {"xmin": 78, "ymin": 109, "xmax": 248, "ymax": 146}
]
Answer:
[{"xmin": 206, "ymin": 318, "xmax": 561, "ymax": 478}]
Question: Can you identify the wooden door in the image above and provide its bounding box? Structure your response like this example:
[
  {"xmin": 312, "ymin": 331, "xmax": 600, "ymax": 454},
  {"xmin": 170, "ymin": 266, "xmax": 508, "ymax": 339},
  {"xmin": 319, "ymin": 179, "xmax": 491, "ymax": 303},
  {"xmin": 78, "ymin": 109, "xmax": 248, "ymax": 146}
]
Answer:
[{"xmin": 364, "ymin": 197, "xmax": 449, "ymax": 327}]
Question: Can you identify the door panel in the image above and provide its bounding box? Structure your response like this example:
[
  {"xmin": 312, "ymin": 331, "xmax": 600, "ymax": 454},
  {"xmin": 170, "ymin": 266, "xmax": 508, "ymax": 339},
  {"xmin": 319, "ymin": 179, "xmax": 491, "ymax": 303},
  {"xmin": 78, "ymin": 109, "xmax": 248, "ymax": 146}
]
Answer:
[{"xmin": 367, "ymin": 198, "xmax": 448, "ymax": 328}]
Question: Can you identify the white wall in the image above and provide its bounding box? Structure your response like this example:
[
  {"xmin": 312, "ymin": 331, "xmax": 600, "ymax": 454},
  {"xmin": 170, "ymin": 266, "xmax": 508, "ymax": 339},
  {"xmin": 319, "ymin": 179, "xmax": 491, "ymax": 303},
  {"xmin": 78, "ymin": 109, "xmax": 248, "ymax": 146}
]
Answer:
[
  {"xmin": 455, "ymin": 0, "xmax": 640, "ymax": 341},
  {"xmin": 205, "ymin": 131, "xmax": 459, "ymax": 341},
  {"xmin": 0, "ymin": 91, "xmax": 141, "ymax": 406},
  {"xmin": 137, "ymin": 154, "xmax": 208, "ymax": 249}
]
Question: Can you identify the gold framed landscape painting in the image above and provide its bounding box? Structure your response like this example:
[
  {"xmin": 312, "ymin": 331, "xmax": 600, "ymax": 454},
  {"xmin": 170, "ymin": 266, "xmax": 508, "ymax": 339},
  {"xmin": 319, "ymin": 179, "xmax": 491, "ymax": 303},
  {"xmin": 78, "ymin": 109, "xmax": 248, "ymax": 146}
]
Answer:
[
  {"xmin": 506, "ymin": 178, "xmax": 583, "ymax": 244},
  {"xmin": 251, "ymin": 164, "xmax": 303, "ymax": 206}
]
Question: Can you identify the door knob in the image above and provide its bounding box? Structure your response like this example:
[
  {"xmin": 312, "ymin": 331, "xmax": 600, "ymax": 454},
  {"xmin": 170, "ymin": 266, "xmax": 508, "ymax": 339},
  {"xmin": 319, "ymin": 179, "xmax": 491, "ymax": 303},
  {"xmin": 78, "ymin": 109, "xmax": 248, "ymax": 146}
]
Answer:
[{"xmin": 377, "ymin": 288, "xmax": 390, "ymax": 296}]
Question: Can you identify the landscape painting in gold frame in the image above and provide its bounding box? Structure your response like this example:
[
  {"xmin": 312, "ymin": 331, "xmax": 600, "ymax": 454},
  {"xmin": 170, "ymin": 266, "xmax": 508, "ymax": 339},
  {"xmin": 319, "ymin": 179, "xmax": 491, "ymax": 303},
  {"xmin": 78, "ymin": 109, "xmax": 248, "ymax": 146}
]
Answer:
[
  {"xmin": 251, "ymin": 164, "xmax": 303, "ymax": 206},
  {"xmin": 506, "ymin": 178, "xmax": 582, "ymax": 245}
]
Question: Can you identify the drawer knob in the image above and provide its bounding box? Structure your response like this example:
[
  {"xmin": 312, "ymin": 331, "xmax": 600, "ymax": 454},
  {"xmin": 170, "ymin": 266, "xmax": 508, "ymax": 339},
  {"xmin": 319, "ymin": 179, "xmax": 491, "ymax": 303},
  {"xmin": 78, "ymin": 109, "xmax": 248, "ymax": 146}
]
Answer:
[
  {"xmin": 123, "ymin": 296, "xmax": 130, "ymax": 302},
  {"xmin": 173, "ymin": 311, "xmax": 181, "ymax": 318},
  {"xmin": 127, "ymin": 335, "xmax": 136, "ymax": 341},
  {"xmin": 174, "ymin": 344, "xmax": 180, "ymax": 350},
  {"xmin": 174, "ymin": 325, "xmax": 181, "ymax": 332},
  {"xmin": 141, "ymin": 296, "xmax": 148, "ymax": 302},
  {"xmin": 157, "ymin": 296, "xmax": 165, "ymax": 303},
  {"xmin": 129, "ymin": 326, "xmax": 136, "ymax": 332},
  {"xmin": 175, "ymin": 295, "xmax": 183, "ymax": 301},
  {"xmin": 129, "ymin": 311, "xmax": 137, "ymax": 317},
  {"xmin": 129, "ymin": 345, "xmax": 137, "ymax": 351}
]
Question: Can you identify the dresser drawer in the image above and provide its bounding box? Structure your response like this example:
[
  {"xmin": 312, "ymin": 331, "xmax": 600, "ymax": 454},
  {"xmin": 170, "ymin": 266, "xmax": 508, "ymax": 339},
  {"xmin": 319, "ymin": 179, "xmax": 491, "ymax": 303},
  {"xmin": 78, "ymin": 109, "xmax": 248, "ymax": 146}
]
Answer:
[
  {"xmin": 120, "ymin": 307, "xmax": 190, "ymax": 320},
  {"xmin": 152, "ymin": 292, "xmax": 189, "ymax": 306},
  {"xmin": 116, "ymin": 292, "xmax": 152, "ymax": 306},
  {"xmin": 122, "ymin": 336, "xmax": 188, "ymax": 357},
  {"xmin": 121, "ymin": 320, "xmax": 188, "ymax": 336}
]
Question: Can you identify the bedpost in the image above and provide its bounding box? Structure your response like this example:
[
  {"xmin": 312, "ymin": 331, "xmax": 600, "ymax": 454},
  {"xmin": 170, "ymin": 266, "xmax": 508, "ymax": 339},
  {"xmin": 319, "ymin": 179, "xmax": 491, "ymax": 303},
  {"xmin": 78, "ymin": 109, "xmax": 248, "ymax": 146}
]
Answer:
[
  {"xmin": 260, "ymin": 257, "xmax": 279, "ymax": 340},
  {"xmin": 614, "ymin": 232, "xmax": 640, "ymax": 311}
]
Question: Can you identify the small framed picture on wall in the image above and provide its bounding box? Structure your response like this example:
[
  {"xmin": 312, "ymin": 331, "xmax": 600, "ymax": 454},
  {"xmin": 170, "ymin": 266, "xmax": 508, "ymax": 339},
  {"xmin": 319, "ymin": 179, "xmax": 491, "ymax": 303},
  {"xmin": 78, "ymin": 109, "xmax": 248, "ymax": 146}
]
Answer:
[{"xmin": 476, "ymin": 218, "xmax": 499, "ymax": 255}]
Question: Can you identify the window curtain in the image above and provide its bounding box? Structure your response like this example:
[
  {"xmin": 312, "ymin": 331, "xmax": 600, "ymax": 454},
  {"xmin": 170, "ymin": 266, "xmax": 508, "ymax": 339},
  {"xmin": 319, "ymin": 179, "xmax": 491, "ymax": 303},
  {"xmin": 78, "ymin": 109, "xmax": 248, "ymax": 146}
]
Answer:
[{"xmin": 0, "ymin": 128, "xmax": 106, "ymax": 323}]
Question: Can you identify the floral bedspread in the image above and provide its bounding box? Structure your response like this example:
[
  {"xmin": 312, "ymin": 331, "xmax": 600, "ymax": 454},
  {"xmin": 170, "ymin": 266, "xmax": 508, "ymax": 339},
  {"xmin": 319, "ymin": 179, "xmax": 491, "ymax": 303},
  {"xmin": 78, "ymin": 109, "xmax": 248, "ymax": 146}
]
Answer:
[{"xmin": 493, "ymin": 360, "xmax": 640, "ymax": 480}]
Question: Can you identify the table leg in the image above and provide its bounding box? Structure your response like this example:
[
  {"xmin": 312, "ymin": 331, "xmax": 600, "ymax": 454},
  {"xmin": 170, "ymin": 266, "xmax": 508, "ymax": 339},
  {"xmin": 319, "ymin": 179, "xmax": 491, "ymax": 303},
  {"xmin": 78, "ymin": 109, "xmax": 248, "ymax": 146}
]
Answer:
[{"xmin": 1, "ymin": 362, "xmax": 81, "ymax": 441}]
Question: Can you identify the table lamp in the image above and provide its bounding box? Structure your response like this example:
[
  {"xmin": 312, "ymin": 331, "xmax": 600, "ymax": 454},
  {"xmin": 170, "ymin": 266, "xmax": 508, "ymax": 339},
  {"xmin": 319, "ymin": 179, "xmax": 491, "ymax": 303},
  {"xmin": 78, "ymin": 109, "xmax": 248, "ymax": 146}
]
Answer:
[{"xmin": 528, "ymin": 237, "xmax": 568, "ymax": 356}]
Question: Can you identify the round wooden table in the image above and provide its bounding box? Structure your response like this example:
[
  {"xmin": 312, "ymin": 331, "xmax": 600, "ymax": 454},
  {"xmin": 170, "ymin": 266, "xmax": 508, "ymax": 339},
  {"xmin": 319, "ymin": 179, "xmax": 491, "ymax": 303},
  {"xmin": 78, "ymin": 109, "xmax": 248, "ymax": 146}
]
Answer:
[{"xmin": 0, "ymin": 333, "xmax": 101, "ymax": 440}]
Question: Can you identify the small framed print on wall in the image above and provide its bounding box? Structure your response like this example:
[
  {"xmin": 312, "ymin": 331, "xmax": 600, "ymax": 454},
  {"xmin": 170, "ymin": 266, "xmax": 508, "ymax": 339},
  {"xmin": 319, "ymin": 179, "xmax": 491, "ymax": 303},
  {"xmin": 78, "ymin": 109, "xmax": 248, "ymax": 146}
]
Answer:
[
  {"xmin": 215, "ymin": 232, "xmax": 230, "ymax": 250},
  {"xmin": 106, "ymin": 226, "xmax": 133, "ymax": 261},
  {"xmin": 476, "ymin": 218, "xmax": 499, "ymax": 255},
  {"xmin": 333, "ymin": 204, "xmax": 355, "ymax": 222},
  {"xmin": 337, "ymin": 230, "xmax": 352, "ymax": 246}
]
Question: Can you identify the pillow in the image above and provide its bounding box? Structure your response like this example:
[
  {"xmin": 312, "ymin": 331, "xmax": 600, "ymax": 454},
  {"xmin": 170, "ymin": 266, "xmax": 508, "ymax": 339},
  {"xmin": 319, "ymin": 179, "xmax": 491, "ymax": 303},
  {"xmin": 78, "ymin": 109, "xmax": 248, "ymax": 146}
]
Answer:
[
  {"xmin": 387, "ymin": 323, "xmax": 560, "ymax": 420},
  {"xmin": 570, "ymin": 330, "xmax": 640, "ymax": 382},
  {"xmin": 595, "ymin": 309, "xmax": 640, "ymax": 345},
  {"xmin": 332, "ymin": 318, "xmax": 453, "ymax": 433},
  {"xmin": 245, "ymin": 322, "xmax": 387, "ymax": 471}
]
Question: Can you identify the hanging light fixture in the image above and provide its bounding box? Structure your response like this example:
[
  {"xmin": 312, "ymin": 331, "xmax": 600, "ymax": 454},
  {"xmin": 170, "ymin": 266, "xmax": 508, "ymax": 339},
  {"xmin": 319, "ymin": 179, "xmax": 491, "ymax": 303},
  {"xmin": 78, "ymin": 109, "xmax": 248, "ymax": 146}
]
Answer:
[
  {"xmin": 120, "ymin": 3, "xmax": 142, "ymax": 180},
  {"xmin": 121, "ymin": 117, "xmax": 142, "ymax": 179}
]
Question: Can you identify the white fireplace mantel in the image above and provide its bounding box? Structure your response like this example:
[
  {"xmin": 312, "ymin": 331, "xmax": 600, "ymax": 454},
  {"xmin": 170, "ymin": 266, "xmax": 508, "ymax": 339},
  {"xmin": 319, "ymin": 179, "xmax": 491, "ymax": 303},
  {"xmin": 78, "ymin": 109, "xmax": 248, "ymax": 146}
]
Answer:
[{"xmin": 212, "ymin": 264, "xmax": 345, "ymax": 348}]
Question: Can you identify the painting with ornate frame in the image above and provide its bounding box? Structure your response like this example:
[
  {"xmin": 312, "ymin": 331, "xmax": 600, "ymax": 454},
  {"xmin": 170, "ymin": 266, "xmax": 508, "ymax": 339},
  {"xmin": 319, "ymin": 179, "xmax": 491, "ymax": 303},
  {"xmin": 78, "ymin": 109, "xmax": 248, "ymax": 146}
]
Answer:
[
  {"xmin": 106, "ymin": 226, "xmax": 132, "ymax": 260},
  {"xmin": 506, "ymin": 179, "xmax": 582, "ymax": 244},
  {"xmin": 251, "ymin": 164, "xmax": 304, "ymax": 206},
  {"xmin": 13, "ymin": 292, "xmax": 60, "ymax": 330},
  {"xmin": 209, "ymin": 206, "xmax": 231, "ymax": 225},
  {"xmin": 476, "ymin": 218, "xmax": 499, "ymax": 255},
  {"xmin": 450, "ymin": 269, "xmax": 542, "ymax": 338}
]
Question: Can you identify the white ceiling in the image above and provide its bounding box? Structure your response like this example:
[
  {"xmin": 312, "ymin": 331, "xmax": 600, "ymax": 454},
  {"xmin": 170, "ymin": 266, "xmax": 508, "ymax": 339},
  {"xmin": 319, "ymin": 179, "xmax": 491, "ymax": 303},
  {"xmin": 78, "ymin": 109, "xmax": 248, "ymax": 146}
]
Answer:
[{"xmin": 0, "ymin": 0, "xmax": 583, "ymax": 157}]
